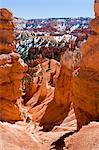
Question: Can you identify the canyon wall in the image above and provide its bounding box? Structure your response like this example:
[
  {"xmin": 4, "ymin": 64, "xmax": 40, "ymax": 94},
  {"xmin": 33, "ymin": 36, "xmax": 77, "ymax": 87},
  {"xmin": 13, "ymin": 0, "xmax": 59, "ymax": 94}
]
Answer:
[
  {"xmin": 40, "ymin": 0, "xmax": 99, "ymax": 130},
  {"xmin": 72, "ymin": 0, "xmax": 99, "ymax": 130},
  {"xmin": 54, "ymin": 51, "xmax": 73, "ymax": 106},
  {"xmin": 37, "ymin": 51, "xmax": 74, "ymax": 130},
  {"xmin": 0, "ymin": 8, "xmax": 25, "ymax": 122}
]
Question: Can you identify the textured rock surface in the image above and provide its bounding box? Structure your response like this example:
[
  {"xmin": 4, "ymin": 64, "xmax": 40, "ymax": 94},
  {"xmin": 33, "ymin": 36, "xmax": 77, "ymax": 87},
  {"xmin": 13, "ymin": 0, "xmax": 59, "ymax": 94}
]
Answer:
[
  {"xmin": 28, "ymin": 51, "xmax": 74, "ymax": 130},
  {"xmin": 0, "ymin": 122, "xmax": 43, "ymax": 150},
  {"xmin": 33, "ymin": 0, "xmax": 99, "ymax": 131},
  {"xmin": 64, "ymin": 122, "xmax": 99, "ymax": 150},
  {"xmin": 23, "ymin": 59, "xmax": 60, "ymax": 105},
  {"xmin": 0, "ymin": 8, "xmax": 25, "ymax": 122},
  {"xmin": 90, "ymin": 1, "xmax": 99, "ymax": 33},
  {"xmin": 90, "ymin": 18, "xmax": 99, "ymax": 33},
  {"xmin": 0, "ymin": 119, "xmax": 76, "ymax": 150},
  {"xmin": 15, "ymin": 0, "xmax": 99, "ymax": 132},
  {"xmin": 54, "ymin": 51, "xmax": 73, "ymax": 106},
  {"xmin": 0, "ymin": 1, "xmax": 99, "ymax": 150},
  {"xmin": 0, "ymin": 9, "xmax": 15, "ymax": 54},
  {"xmin": 72, "ymin": 0, "xmax": 99, "ymax": 130},
  {"xmin": 94, "ymin": 0, "xmax": 99, "ymax": 17}
]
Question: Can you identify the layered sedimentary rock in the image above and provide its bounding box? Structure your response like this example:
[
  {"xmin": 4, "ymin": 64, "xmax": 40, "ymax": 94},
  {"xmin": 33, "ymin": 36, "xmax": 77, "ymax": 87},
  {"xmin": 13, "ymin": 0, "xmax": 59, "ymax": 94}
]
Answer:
[
  {"xmin": 0, "ymin": 9, "xmax": 15, "ymax": 54},
  {"xmin": 54, "ymin": 51, "xmax": 73, "ymax": 106},
  {"xmin": 23, "ymin": 80, "xmax": 38, "ymax": 105},
  {"xmin": 36, "ymin": 51, "xmax": 74, "ymax": 130},
  {"xmin": 0, "ymin": 8, "xmax": 25, "ymax": 122},
  {"xmin": 39, "ymin": 0, "xmax": 99, "ymax": 131},
  {"xmin": 72, "ymin": 0, "xmax": 99, "ymax": 130}
]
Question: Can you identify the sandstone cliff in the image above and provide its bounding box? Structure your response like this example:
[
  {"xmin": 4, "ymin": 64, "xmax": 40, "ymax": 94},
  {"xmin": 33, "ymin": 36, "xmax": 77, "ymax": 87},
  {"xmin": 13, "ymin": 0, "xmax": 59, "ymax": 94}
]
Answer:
[
  {"xmin": 29, "ymin": 0, "xmax": 99, "ymax": 131},
  {"xmin": 0, "ymin": 8, "xmax": 25, "ymax": 122},
  {"xmin": 28, "ymin": 51, "xmax": 74, "ymax": 131},
  {"xmin": 0, "ymin": 1, "xmax": 99, "ymax": 150},
  {"xmin": 72, "ymin": 0, "xmax": 99, "ymax": 130}
]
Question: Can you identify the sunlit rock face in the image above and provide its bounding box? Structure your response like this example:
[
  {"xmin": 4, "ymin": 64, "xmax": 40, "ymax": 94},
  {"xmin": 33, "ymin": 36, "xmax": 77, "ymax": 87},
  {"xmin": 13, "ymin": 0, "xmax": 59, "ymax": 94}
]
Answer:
[
  {"xmin": 35, "ymin": 51, "xmax": 74, "ymax": 131},
  {"xmin": 0, "ymin": 9, "xmax": 15, "ymax": 54},
  {"xmin": 0, "ymin": 122, "xmax": 42, "ymax": 150},
  {"xmin": 0, "ymin": 8, "xmax": 25, "ymax": 122},
  {"xmin": 90, "ymin": 0, "xmax": 99, "ymax": 34},
  {"xmin": 29, "ymin": 0, "xmax": 99, "ymax": 131},
  {"xmin": 72, "ymin": 0, "xmax": 99, "ymax": 130},
  {"xmin": 54, "ymin": 51, "xmax": 73, "ymax": 106},
  {"xmin": 94, "ymin": 0, "xmax": 99, "ymax": 17}
]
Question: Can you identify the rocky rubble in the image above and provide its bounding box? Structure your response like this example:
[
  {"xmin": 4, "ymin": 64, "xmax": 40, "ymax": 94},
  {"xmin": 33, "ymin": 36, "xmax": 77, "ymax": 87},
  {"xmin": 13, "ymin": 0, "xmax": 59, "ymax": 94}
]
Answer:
[{"xmin": 0, "ymin": 8, "xmax": 25, "ymax": 122}]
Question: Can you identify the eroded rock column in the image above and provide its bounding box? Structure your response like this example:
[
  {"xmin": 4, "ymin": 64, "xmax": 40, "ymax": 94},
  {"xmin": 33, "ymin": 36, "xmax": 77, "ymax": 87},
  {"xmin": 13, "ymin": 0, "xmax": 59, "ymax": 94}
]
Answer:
[
  {"xmin": 39, "ymin": 51, "xmax": 73, "ymax": 130},
  {"xmin": 0, "ymin": 8, "xmax": 25, "ymax": 122},
  {"xmin": 72, "ymin": 0, "xmax": 99, "ymax": 130}
]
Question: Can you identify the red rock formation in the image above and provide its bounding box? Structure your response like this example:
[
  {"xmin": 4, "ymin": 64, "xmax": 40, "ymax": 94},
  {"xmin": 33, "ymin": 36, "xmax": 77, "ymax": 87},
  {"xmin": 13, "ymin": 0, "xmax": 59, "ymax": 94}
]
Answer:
[
  {"xmin": 30, "ymin": 51, "xmax": 74, "ymax": 130},
  {"xmin": 90, "ymin": 1, "xmax": 99, "ymax": 34},
  {"xmin": 23, "ymin": 79, "xmax": 38, "ymax": 105},
  {"xmin": 94, "ymin": 0, "xmax": 99, "ymax": 17},
  {"xmin": 0, "ymin": 8, "xmax": 25, "ymax": 122},
  {"xmin": 37, "ymin": 0, "xmax": 99, "ymax": 131},
  {"xmin": 24, "ymin": 59, "xmax": 60, "ymax": 105},
  {"xmin": 54, "ymin": 51, "xmax": 73, "ymax": 106},
  {"xmin": 72, "ymin": 0, "xmax": 99, "ymax": 130}
]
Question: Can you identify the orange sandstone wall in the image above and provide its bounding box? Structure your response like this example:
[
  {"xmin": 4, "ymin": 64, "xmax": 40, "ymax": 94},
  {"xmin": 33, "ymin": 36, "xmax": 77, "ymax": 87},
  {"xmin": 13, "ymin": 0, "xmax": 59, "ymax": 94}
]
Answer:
[
  {"xmin": 0, "ymin": 9, "xmax": 25, "ymax": 122},
  {"xmin": 72, "ymin": 0, "xmax": 99, "ymax": 130},
  {"xmin": 38, "ymin": 51, "xmax": 73, "ymax": 130}
]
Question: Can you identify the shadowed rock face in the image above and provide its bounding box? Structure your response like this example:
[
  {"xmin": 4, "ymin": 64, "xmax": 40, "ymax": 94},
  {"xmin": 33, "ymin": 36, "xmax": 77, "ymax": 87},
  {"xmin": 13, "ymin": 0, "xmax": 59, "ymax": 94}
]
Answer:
[
  {"xmin": 72, "ymin": 0, "xmax": 99, "ymax": 130},
  {"xmin": 0, "ymin": 8, "xmax": 25, "ymax": 122}
]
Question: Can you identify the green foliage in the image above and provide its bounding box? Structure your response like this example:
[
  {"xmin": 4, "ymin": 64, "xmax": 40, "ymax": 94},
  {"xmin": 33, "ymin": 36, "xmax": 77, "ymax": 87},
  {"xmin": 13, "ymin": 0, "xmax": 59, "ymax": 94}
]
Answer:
[
  {"xmin": 54, "ymin": 54, "xmax": 60, "ymax": 61},
  {"xmin": 46, "ymin": 68, "xmax": 51, "ymax": 72}
]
